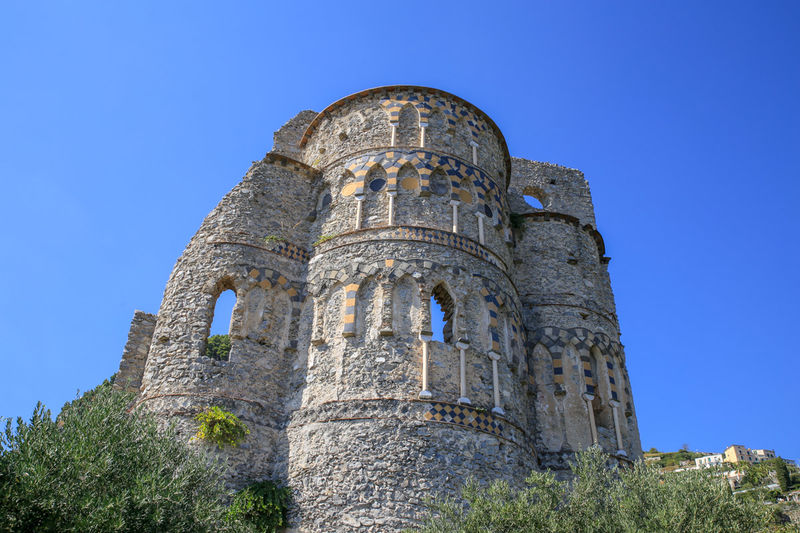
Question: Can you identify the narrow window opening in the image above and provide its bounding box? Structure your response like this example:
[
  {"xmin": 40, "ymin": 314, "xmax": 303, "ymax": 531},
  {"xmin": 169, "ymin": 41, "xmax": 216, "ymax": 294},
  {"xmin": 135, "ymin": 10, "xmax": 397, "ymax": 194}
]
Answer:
[
  {"xmin": 523, "ymin": 195, "xmax": 543, "ymax": 209},
  {"xmin": 430, "ymin": 284, "xmax": 454, "ymax": 344},
  {"xmin": 207, "ymin": 289, "xmax": 235, "ymax": 360}
]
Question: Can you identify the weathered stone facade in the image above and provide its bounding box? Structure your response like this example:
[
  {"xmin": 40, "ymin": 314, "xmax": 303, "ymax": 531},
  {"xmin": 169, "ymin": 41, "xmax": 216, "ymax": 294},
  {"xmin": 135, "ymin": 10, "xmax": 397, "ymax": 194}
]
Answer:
[{"xmin": 117, "ymin": 86, "xmax": 642, "ymax": 532}]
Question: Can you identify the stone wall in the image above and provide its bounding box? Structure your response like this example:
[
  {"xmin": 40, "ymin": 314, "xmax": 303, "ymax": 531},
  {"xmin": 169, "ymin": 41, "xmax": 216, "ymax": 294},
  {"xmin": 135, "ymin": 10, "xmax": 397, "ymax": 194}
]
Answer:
[
  {"xmin": 122, "ymin": 85, "xmax": 643, "ymax": 532},
  {"xmin": 116, "ymin": 310, "xmax": 157, "ymax": 394}
]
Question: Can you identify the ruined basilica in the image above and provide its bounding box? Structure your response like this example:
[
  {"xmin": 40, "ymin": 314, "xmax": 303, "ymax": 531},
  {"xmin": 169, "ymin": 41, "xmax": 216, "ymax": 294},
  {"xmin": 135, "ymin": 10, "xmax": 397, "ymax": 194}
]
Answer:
[{"xmin": 117, "ymin": 86, "xmax": 642, "ymax": 532}]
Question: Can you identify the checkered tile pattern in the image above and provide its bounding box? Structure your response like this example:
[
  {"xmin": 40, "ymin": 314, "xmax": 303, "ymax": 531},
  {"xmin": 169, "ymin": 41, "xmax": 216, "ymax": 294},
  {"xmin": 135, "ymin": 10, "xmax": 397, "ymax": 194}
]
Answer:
[
  {"xmin": 268, "ymin": 241, "xmax": 311, "ymax": 263},
  {"xmin": 424, "ymin": 402, "xmax": 504, "ymax": 437}
]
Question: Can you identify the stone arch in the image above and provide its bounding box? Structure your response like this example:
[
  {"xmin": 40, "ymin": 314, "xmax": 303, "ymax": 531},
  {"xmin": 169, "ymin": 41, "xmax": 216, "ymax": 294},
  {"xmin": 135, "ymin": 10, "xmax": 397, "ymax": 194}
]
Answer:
[
  {"xmin": 429, "ymin": 167, "xmax": 449, "ymax": 197},
  {"xmin": 454, "ymin": 116, "xmax": 473, "ymax": 161},
  {"xmin": 532, "ymin": 343, "xmax": 563, "ymax": 451},
  {"xmin": 562, "ymin": 342, "xmax": 592, "ymax": 450},
  {"xmin": 356, "ymin": 276, "xmax": 381, "ymax": 341},
  {"xmin": 250, "ymin": 287, "xmax": 292, "ymax": 352},
  {"xmin": 463, "ymin": 291, "xmax": 488, "ymax": 352},
  {"xmin": 392, "ymin": 275, "xmax": 420, "ymax": 339},
  {"xmin": 363, "ymin": 164, "xmax": 388, "ymax": 228},
  {"xmin": 397, "ymin": 162, "xmax": 419, "ymax": 194},
  {"xmin": 323, "ymin": 283, "xmax": 346, "ymax": 340},
  {"xmin": 588, "ymin": 346, "xmax": 614, "ymax": 439},
  {"xmin": 396, "ymin": 103, "xmax": 420, "ymax": 146},
  {"xmin": 427, "ymin": 108, "xmax": 447, "ymax": 149}
]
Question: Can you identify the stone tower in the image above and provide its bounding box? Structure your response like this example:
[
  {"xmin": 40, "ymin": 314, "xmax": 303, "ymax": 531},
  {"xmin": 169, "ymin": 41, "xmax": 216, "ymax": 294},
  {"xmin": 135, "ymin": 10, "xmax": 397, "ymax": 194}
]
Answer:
[{"xmin": 117, "ymin": 86, "xmax": 642, "ymax": 532}]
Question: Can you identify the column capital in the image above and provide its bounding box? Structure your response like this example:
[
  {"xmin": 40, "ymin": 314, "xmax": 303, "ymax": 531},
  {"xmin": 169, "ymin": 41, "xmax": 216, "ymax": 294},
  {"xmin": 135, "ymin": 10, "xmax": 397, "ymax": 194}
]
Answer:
[
  {"xmin": 455, "ymin": 340, "xmax": 470, "ymax": 350},
  {"xmin": 419, "ymin": 331, "xmax": 433, "ymax": 342},
  {"xmin": 582, "ymin": 392, "xmax": 595, "ymax": 402},
  {"xmin": 450, "ymin": 199, "xmax": 461, "ymax": 206},
  {"xmin": 488, "ymin": 350, "xmax": 501, "ymax": 361},
  {"xmin": 469, "ymin": 140, "xmax": 479, "ymax": 148},
  {"xmin": 475, "ymin": 211, "xmax": 487, "ymax": 219}
]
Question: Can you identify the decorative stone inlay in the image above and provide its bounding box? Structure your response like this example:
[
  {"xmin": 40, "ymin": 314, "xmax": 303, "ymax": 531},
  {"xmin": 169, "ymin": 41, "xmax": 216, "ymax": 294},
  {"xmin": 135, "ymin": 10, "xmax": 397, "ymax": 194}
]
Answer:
[{"xmin": 424, "ymin": 402, "xmax": 504, "ymax": 438}]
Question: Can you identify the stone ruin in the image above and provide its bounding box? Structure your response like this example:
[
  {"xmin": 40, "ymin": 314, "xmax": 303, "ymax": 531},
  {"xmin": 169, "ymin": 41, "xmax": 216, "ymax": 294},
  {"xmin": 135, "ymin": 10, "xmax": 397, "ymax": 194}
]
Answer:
[{"xmin": 117, "ymin": 86, "xmax": 642, "ymax": 532}]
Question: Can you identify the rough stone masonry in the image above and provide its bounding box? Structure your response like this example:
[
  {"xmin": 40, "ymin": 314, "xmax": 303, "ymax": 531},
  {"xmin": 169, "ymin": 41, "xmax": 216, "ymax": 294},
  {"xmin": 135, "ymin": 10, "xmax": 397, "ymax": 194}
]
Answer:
[{"xmin": 116, "ymin": 86, "xmax": 642, "ymax": 532}]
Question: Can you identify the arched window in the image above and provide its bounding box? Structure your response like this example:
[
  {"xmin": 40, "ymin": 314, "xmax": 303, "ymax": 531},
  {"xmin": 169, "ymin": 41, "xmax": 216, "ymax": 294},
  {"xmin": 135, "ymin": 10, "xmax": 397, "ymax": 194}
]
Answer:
[
  {"xmin": 522, "ymin": 186, "xmax": 547, "ymax": 210},
  {"xmin": 430, "ymin": 284, "xmax": 455, "ymax": 344},
  {"xmin": 396, "ymin": 104, "xmax": 420, "ymax": 146},
  {"xmin": 206, "ymin": 289, "xmax": 236, "ymax": 360},
  {"xmin": 363, "ymin": 164, "xmax": 388, "ymax": 228},
  {"xmin": 427, "ymin": 108, "xmax": 447, "ymax": 149}
]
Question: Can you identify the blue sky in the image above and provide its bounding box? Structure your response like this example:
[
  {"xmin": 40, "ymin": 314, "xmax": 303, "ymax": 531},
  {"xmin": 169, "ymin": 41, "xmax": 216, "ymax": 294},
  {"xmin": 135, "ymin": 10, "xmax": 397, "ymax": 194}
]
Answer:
[{"xmin": 1, "ymin": 1, "xmax": 798, "ymax": 462}]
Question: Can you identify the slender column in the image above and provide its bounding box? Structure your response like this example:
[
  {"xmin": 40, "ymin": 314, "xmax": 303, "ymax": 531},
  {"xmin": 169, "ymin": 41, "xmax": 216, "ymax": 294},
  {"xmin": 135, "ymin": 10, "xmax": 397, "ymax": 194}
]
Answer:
[
  {"xmin": 610, "ymin": 400, "xmax": 626, "ymax": 455},
  {"xmin": 388, "ymin": 191, "xmax": 397, "ymax": 226},
  {"xmin": 476, "ymin": 212, "xmax": 486, "ymax": 244},
  {"xmin": 450, "ymin": 200, "xmax": 460, "ymax": 233},
  {"xmin": 354, "ymin": 195, "xmax": 364, "ymax": 230},
  {"xmin": 419, "ymin": 123, "xmax": 427, "ymax": 147},
  {"xmin": 311, "ymin": 298, "xmax": 325, "ymax": 346},
  {"xmin": 390, "ymin": 124, "xmax": 397, "ymax": 146},
  {"xmin": 456, "ymin": 339, "xmax": 470, "ymax": 405},
  {"xmin": 489, "ymin": 351, "xmax": 504, "ymax": 415},
  {"xmin": 470, "ymin": 140, "xmax": 478, "ymax": 165},
  {"xmin": 419, "ymin": 332, "xmax": 433, "ymax": 399},
  {"xmin": 583, "ymin": 393, "xmax": 599, "ymax": 445}
]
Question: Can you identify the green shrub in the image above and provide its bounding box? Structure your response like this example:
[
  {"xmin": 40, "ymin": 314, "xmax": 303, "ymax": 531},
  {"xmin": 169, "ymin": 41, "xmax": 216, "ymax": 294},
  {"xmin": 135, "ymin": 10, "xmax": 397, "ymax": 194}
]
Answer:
[
  {"xmin": 418, "ymin": 446, "xmax": 776, "ymax": 533},
  {"xmin": 0, "ymin": 381, "xmax": 249, "ymax": 532},
  {"xmin": 206, "ymin": 334, "xmax": 231, "ymax": 360},
  {"xmin": 194, "ymin": 406, "xmax": 249, "ymax": 448},
  {"xmin": 226, "ymin": 480, "xmax": 291, "ymax": 533}
]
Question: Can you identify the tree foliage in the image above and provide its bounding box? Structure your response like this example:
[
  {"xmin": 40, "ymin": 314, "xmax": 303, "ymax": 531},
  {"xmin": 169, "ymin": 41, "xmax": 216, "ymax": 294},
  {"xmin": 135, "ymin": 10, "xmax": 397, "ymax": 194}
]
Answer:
[
  {"xmin": 0, "ymin": 380, "xmax": 250, "ymax": 533},
  {"xmin": 206, "ymin": 334, "xmax": 231, "ymax": 360},
  {"xmin": 419, "ymin": 446, "xmax": 777, "ymax": 533}
]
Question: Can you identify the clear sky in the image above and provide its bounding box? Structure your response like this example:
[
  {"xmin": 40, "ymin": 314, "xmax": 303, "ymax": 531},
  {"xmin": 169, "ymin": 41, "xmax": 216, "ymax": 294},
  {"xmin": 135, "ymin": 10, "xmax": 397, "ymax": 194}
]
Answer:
[{"xmin": 1, "ymin": 1, "xmax": 798, "ymax": 462}]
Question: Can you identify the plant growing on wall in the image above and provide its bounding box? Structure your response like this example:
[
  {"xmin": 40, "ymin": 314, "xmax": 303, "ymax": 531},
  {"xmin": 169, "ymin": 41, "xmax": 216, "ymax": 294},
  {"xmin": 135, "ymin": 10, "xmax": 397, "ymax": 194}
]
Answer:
[
  {"xmin": 205, "ymin": 334, "xmax": 231, "ymax": 360},
  {"xmin": 263, "ymin": 235, "xmax": 286, "ymax": 245},
  {"xmin": 226, "ymin": 480, "xmax": 292, "ymax": 533},
  {"xmin": 312, "ymin": 234, "xmax": 338, "ymax": 246},
  {"xmin": 194, "ymin": 406, "xmax": 250, "ymax": 448}
]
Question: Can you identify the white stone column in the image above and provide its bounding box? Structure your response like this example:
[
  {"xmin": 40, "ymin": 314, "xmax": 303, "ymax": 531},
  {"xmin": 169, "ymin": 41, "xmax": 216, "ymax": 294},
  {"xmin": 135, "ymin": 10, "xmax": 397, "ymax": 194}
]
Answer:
[
  {"xmin": 476, "ymin": 212, "xmax": 486, "ymax": 245},
  {"xmin": 470, "ymin": 140, "xmax": 478, "ymax": 165},
  {"xmin": 610, "ymin": 400, "xmax": 626, "ymax": 455},
  {"xmin": 489, "ymin": 351, "xmax": 504, "ymax": 415},
  {"xmin": 583, "ymin": 393, "xmax": 599, "ymax": 446},
  {"xmin": 420, "ymin": 123, "xmax": 427, "ymax": 148},
  {"xmin": 450, "ymin": 200, "xmax": 460, "ymax": 233},
  {"xmin": 354, "ymin": 195, "xmax": 364, "ymax": 230},
  {"xmin": 456, "ymin": 339, "xmax": 470, "ymax": 405},
  {"xmin": 419, "ymin": 332, "xmax": 433, "ymax": 399},
  {"xmin": 390, "ymin": 124, "xmax": 397, "ymax": 146},
  {"xmin": 388, "ymin": 191, "xmax": 397, "ymax": 226}
]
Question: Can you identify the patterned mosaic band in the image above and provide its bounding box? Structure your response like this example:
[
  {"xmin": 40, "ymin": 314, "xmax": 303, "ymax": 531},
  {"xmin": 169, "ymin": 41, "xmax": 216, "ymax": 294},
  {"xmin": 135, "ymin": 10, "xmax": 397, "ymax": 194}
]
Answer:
[
  {"xmin": 342, "ymin": 149, "xmax": 506, "ymax": 217},
  {"xmin": 247, "ymin": 267, "xmax": 303, "ymax": 303},
  {"xmin": 424, "ymin": 402, "xmax": 504, "ymax": 438},
  {"xmin": 268, "ymin": 240, "xmax": 311, "ymax": 263},
  {"xmin": 582, "ymin": 357, "xmax": 595, "ymax": 395}
]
